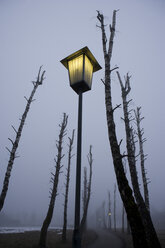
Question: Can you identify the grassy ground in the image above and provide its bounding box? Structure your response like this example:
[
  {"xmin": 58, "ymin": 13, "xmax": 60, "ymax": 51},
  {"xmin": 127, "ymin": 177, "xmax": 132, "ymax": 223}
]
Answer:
[
  {"xmin": 0, "ymin": 229, "xmax": 97, "ymax": 248},
  {"xmin": 1, "ymin": 229, "xmax": 165, "ymax": 248}
]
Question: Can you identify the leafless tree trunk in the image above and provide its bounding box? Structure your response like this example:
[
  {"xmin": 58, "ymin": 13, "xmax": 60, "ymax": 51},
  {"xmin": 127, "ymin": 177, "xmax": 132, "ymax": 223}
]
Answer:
[
  {"xmin": 102, "ymin": 201, "xmax": 106, "ymax": 229},
  {"xmin": 114, "ymin": 183, "xmax": 116, "ymax": 231},
  {"xmin": 97, "ymin": 10, "xmax": 149, "ymax": 248},
  {"xmin": 122, "ymin": 203, "xmax": 125, "ymax": 233},
  {"xmin": 80, "ymin": 145, "xmax": 93, "ymax": 234},
  {"xmin": 62, "ymin": 129, "xmax": 75, "ymax": 242},
  {"xmin": 107, "ymin": 190, "xmax": 111, "ymax": 229},
  {"xmin": 116, "ymin": 71, "xmax": 161, "ymax": 248},
  {"xmin": 127, "ymin": 216, "xmax": 130, "ymax": 234},
  {"xmin": 39, "ymin": 113, "xmax": 68, "ymax": 248},
  {"xmin": 0, "ymin": 66, "xmax": 45, "ymax": 212},
  {"xmin": 134, "ymin": 107, "xmax": 150, "ymax": 211},
  {"xmin": 122, "ymin": 159, "xmax": 127, "ymax": 233},
  {"xmin": 96, "ymin": 206, "xmax": 102, "ymax": 229}
]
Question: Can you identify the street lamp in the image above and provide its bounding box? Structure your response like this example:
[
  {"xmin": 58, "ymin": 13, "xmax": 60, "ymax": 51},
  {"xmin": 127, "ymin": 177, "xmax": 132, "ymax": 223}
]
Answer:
[{"xmin": 61, "ymin": 46, "xmax": 101, "ymax": 248}]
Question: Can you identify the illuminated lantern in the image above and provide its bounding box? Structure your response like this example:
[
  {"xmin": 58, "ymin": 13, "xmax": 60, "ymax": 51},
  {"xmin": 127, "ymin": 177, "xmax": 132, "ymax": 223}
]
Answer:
[{"xmin": 61, "ymin": 46, "xmax": 101, "ymax": 94}]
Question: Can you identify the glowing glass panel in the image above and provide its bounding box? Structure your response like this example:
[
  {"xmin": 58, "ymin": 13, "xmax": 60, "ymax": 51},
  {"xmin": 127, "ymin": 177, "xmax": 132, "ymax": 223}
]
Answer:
[
  {"xmin": 68, "ymin": 55, "xmax": 83, "ymax": 85},
  {"xmin": 84, "ymin": 55, "xmax": 93, "ymax": 88}
]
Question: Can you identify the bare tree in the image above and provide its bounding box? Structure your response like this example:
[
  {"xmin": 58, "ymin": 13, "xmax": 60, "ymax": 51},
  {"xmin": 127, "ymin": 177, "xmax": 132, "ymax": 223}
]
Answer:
[
  {"xmin": 62, "ymin": 129, "xmax": 75, "ymax": 242},
  {"xmin": 134, "ymin": 107, "xmax": 150, "ymax": 211},
  {"xmin": 96, "ymin": 206, "xmax": 102, "ymax": 229},
  {"xmin": 116, "ymin": 71, "xmax": 161, "ymax": 248},
  {"xmin": 113, "ymin": 183, "xmax": 117, "ymax": 231},
  {"xmin": 0, "ymin": 66, "xmax": 45, "ymax": 212},
  {"xmin": 80, "ymin": 145, "xmax": 93, "ymax": 234},
  {"xmin": 107, "ymin": 190, "xmax": 111, "ymax": 229},
  {"xmin": 39, "ymin": 113, "xmax": 68, "ymax": 248},
  {"xmin": 97, "ymin": 10, "xmax": 149, "ymax": 248},
  {"xmin": 122, "ymin": 158, "xmax": 127, "ymax": 233},
  {"xmin": 122, "ymin": 202, "xmax": 125, "ymax": 233},
  {"xmin": 102, "ymin": 201, "xmax": 106, "ymax": 229}
]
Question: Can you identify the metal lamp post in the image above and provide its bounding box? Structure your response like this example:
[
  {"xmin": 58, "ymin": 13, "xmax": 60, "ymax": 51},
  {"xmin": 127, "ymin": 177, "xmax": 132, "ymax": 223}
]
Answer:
[{"xmin": 61, "ymin": 46, "xmax": 101, "ymax": 248}]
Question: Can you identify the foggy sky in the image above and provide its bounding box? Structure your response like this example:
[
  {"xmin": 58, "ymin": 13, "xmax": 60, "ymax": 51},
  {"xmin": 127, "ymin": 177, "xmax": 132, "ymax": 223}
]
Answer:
[{"xmin": 0, "ymin": 0, "xmax": 165, "ymax": 227}]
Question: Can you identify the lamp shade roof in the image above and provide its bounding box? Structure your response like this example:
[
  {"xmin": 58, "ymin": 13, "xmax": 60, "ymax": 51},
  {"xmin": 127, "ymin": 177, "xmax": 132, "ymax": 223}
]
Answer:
[{"xmin": 60, "ymin": 46, "xmax": 102, "ymax": 72}]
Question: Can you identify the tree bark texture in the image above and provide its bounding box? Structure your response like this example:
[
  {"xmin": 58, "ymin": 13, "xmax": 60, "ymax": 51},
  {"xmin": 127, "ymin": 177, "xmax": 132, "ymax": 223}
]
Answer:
[
  {"xmin": 80, "ymin": 145, "xmax": 93, "ymax": 235},
  {"xmin": 39, "ymin": 113, "xmax": 68, "ymax": 248},
  {"xmin": 97, "ymin": 10, "xmax": 149, "ymax": 248},
  {"xmin": 134, "ymin": 107, "xmax": 150, "ymax": 211},
  {"xmin": 62, "ymin": 129, "xmax": 75, "ymax": 242},
  {"xmin": 127, "ymin": 216, "xmax": 131, "ymax": 234},
  {"xmin": 117, "ymin": 71, "xmax": 161, "ymax": 248},
  {"xmin": 122, "ymin": 203, "xmax": 125, "ymax": 233},
  {"xmin": 122, "ymin": 158, "xmax": 127, "ymax": 233},
  {"xmin": 0, "ymin": 66, "xmax": 45, "ymax": 212}
]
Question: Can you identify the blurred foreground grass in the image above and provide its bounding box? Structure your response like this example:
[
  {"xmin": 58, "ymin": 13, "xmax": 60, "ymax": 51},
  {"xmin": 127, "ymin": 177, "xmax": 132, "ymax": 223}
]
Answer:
[
  {"xmin": 0, "ymin": 229, "xmax": 97, "ymax": 248},
  {"xmin": 0, "ymin": 229, "xmax": 165, "ymax": 248}
]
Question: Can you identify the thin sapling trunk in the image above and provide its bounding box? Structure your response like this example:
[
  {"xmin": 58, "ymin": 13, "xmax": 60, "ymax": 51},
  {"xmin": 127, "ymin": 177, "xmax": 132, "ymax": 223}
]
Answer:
[
  {"xmin": 80, "ymin": 145, "xmax": 93, "ymax": 234},
  {"xmin": 0, "ymin": 66, "xmax": 45, "ymax": 211},
  {"xmin": 62, "ymin": 129, "xmax": 75, "ymax": 242},
  {"xmin": 117, "ymin": 71, "xmax": 161, "ymax": 248},
  {"xmin": 134, "ymin": 107, "xmax": 150, "ymax": 211},
  {"xmin": 39, "ymin": 113, "xmax": 68, "ymax": 248},
  {"xmin": 108, "ymin": 190, "xmax": 111, "ymax": 229}
]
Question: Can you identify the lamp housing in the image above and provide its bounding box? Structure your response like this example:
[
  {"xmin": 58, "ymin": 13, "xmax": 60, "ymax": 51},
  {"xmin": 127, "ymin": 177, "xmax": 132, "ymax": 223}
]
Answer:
[{"xmin": 61, "ymin": 46, "xmax": 102, "ymax": 94}]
